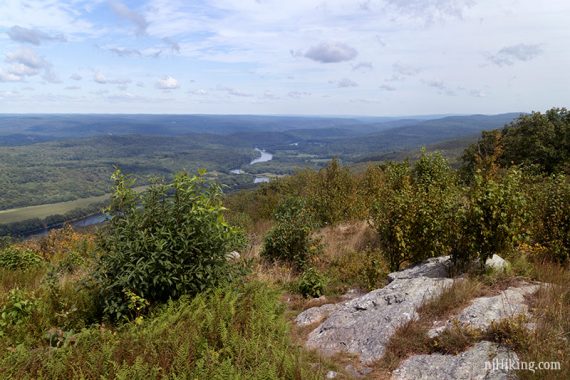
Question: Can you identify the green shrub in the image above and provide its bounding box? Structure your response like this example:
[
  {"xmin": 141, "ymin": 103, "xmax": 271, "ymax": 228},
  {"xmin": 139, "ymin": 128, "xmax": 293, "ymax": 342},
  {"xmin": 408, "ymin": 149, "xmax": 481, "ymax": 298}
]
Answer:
[
  {"xmin": 371, "ymin": 152, "xmax": 460, "ymax": 271},
  {"xmin": 298, "ymin": 267, "xmax": 327, "ymax": 298},
  {"xmin": 529, "ymin": 174, "xmax": 570, "ymax": 262},
  {"xmin": 56, "ymin": 250, "xmax": 85, "ymax": 274},
  {"xmin": 310, "ymin": 158, "xmax": 364, "ymax": 225},
  {"xmin": 261, "ymin": 197, "xmax": 321, "ymax": 270},
  {"xmin": 0, "ymin": 288, "xmax": 36, "ymax": 339},
  {"xmin": 0, "ymin": 246, "xmax": 43, "ymax": 271},
  {"xmin": 95, "ymin": 169, "xmax": 245, "ymax": 321},
  {"xmin": 453, "ymin": 168, "xmax": 529, "ymax": 265}
]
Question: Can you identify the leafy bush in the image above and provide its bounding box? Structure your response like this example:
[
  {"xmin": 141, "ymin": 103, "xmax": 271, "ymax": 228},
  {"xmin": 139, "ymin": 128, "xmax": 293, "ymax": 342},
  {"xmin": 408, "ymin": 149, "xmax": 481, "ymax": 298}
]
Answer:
[
  {"xmin": 453, "ymin": 168, "xmax": 529, "ymax": 265},
  {"xmin": 0, "ymin": 288, "xmax": 36, "ymax": 339},
  {"xmin": 0, "ymin": 246, "xmax": 43, "ymax": 270},
  {"xmin": 371, "ymin": 152, "xmax": 460, "ymax": 271},
  {"xmin": 529, "ymin": 174, "xmax": 570, "ymax": 262},
  {"xmin": 310, "ymin": 158, "xmax": 365, "ymax": 225},
  {"xmin": 261, "ymin": 197, "xmax": 321, "ymax": 270},
  {"xmin": 95, "ymin": 169, "xmax": 245, "ymax": 321},
  {"xmin": 297, "ymin": 267, "xmax": 327, "ymax": 298}
]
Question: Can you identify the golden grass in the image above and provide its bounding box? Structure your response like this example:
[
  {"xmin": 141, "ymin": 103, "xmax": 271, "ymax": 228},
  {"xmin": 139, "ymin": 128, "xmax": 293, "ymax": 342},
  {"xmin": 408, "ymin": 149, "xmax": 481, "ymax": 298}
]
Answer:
[
  {"xmin": 515, "ymin": 261, "xmax": 570, "ymax": 379},
  {"xmin": 314, "ymin": 221, "xmax": 379, "ymax": 260}
]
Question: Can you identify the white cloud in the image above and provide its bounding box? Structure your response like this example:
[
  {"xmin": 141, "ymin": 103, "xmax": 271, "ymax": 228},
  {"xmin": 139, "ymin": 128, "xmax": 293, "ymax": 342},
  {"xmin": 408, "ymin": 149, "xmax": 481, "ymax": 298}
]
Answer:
[
  {"xmin": 70, "ymin": 73, "xmax": 82, "ymax": 81},
  {"xmin": 6, "ymin": 48, "xmax": 49, "ymax": 70},
  {"xmin": 94, "ymin": 71, "xmax": 131, "ymax": 85},
  {"xmin": 0, "ymin": 69, "xmax": 22, "ymax": 82},
  {"xmin": 425, "ymin": 79, "xmax": 456, "ymax": 95},
  {"xmin": 156, "ymin": 75, "xmax": 180, "ymax": 89},
  {"xmin": 188, "ymin": 89, "xmax": 208, "ymax": 96},
  {"xmin": 288, "ymin": 91, "xmax": 311, "ymax": 99},
  {"xmin": 1, "ymin": 48, "xmax": 58, "ymax": 82},
  {"xmin": 488, "ymin": 44, "xmax": 543, "ymax": 66},
  {"xmin": 352, "ymin": 62, "xmax": 374, "ymax": 71},
  {"xmin": 218, "ymin": 86, "xmax": 254, "ymax": 97},
  {"xmin": 331, "ymin": 78, "xmax": 359, "ymax": 88},
  {"xmin": 384, "ymin": 0, "xmax": 476, "ymax": 23},
  {"xmin": 379, "ymin": 84, "xmax": 397, "ymax": 91},
  {"xmin": 94, "ymin": 71, "xmax": 107, "ymax": 84},
  {"xmin": 7, "ymin": 25, "xmax": 66, "ymax": 45},
  {"xmin": 300, "ymin": 42, "xmax": 358, "ymax": 63},
  {"xmin": 108, "ymin": 47, "xmax": 142, "ymax": 57},
  {"xmin": 162, "ymin": 37, "xmax": 180, "ymax": 53},
  {"xmin": 109, "ymin": 0, "xmax": 149, "ymax": 36}
]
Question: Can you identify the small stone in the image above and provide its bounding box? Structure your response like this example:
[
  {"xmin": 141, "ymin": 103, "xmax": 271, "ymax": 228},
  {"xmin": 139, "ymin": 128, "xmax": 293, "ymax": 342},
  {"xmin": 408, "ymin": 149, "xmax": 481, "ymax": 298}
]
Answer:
[
  {"xmin": 325, "ymin": 370, "xmax": 338, "ymax": 379},
  {"xmin": 345, "ymin": 364, "xmax": 372, "ymax": 378},
  {"xmin": 226, "ymin": 251, "xmax": 240, "ymax": 261},
  {"xmin": 485, "ymin": 254, "xmax": 509, "ymax": 271}
]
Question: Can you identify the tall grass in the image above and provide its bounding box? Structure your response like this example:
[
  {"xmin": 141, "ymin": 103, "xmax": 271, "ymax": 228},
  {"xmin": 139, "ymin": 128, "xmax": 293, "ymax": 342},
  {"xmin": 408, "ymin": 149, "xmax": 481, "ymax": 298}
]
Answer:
[{"xmin": 1, "ymin": 282, "xmax": 332, "ymax": 380}]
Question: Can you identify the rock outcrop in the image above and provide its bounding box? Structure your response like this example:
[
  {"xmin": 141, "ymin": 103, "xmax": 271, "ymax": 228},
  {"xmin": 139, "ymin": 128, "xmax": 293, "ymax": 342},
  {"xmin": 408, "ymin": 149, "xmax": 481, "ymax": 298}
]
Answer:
[
  {"xmin": 428, "ymin": 283, "xmax": 540, "ymax": 337},
  {"xmin": 295, "ymin": 255, "xmax": 540, "ymax": 378},
  {"xmin": 300, "ymin": 257, "xmax": 454, "ymax": 363},
  {"xmin": 392, "ymin": 341, "xmax": 518, "ymax": 380}
]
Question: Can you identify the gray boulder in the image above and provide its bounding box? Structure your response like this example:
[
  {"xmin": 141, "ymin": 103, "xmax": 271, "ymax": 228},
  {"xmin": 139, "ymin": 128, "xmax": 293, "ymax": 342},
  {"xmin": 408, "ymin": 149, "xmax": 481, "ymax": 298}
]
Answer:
[
  {"xmin": 305, "ymin": 257, "xmax": 454, "ymax": 363},
  {"xmin": 392, "ymin": 341, "xmax": 518, "ymax": 380}
]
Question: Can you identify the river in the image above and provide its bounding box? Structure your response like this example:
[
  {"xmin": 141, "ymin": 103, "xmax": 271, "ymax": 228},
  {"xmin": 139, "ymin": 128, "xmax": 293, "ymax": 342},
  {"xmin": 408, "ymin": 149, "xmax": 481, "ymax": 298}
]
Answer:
[
  {"xmin": 250, "ymin": 148, "xmax": 273, "ymax": 164},
  {"xmin": 230, "ymin": 148, "xmax": 274, "ymax": 183},
  {"xmin": 25, "ymin": 213, "xmax": 110, "ymax": 239}
]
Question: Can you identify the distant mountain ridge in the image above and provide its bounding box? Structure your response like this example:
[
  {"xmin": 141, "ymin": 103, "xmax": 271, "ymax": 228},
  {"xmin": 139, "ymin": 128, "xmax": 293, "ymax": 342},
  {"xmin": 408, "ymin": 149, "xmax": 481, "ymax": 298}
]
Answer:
[{"xmin": 0, "ymin": 113, "xmax": 522, "ymax": 140}]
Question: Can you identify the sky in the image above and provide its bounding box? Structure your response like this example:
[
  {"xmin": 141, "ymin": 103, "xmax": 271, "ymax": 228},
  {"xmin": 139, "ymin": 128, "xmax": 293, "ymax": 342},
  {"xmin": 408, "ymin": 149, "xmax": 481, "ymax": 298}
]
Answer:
[{"xmin": 0, "ymin": 0, "xmax": 568, "ymax": 115}]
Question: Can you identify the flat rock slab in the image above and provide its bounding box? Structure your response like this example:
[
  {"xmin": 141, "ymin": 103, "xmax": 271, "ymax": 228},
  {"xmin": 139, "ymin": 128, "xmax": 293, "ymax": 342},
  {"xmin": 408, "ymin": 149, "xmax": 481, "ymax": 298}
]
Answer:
[
  {"xmin": 392, "ymin": 341, "xmax": 518, "ymax": 380},
  {"xmin": 387, "ymin": 256, "xmax": 451, "ymax": 282},
  {"xmin": 304, "ymin": 257, "xmax": 454, "ymax": 363},
  {"xmin": 429, "ymin": 283, "xmax": 540, "ymax": 337}
]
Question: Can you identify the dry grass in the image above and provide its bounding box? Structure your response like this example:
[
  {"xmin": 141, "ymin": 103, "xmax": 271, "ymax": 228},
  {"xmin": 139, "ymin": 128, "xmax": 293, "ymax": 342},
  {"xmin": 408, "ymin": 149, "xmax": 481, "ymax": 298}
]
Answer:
[
  {"xmin": 515, "ymin": 261, "xmax": 570, "ymax": 380},
  {"xmin": 0, "ymin": 268, "xmax": 47, "ymax": 300},
  {"xmin": 379, "ymin": 320, "xmax": 431, "ymax": 372},
  {"xmin": 315, "ymin": 221, "xmax": 379, "ymax": 260},
  {"xmin": 249, "ymin": 260, "xmax": 297, "ymax": 287},
  {"xmin": 373, "ymin": 279, "xmax": 484, "ymax": 373},
  {"xmin": 418, "ymin": 278, "xmax": 487, "ymax": 320}
]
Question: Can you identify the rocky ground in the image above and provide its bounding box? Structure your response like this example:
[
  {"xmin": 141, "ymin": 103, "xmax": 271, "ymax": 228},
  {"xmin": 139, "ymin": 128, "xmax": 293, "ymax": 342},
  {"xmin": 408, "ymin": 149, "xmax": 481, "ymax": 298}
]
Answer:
[{"xmin": 295, "ymin": 256, "xmax": 542, "ymax": 379}]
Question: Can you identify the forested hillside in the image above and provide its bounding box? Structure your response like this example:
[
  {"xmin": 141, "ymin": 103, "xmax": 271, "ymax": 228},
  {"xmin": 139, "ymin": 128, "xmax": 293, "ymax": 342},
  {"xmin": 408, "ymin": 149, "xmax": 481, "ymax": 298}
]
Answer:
[{"xmin": 0, "ymin": 113, "xmax": 517, "ymax": 212}]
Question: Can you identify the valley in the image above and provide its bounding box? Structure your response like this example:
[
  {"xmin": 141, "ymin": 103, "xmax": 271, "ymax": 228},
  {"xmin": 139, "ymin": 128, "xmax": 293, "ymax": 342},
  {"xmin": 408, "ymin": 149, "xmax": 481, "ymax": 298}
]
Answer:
[{"xmin": 0, "ymin": 113, "xmax": 521, "ymax": 236}]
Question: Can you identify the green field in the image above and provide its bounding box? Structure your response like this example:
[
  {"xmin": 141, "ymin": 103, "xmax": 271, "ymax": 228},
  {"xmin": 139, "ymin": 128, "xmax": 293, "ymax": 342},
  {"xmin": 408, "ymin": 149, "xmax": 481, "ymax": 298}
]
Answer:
[
  {"xmin": 0, "ymin": 186, "xmax": 148, "ymax": 225},
  {"xmin": 0, "ymin": 194, "xmax": 108, "ymax": 224}
]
